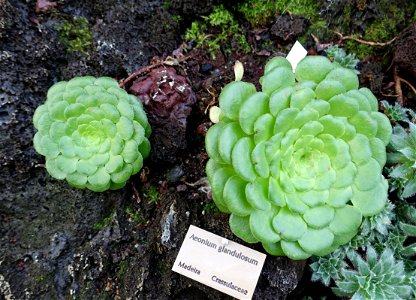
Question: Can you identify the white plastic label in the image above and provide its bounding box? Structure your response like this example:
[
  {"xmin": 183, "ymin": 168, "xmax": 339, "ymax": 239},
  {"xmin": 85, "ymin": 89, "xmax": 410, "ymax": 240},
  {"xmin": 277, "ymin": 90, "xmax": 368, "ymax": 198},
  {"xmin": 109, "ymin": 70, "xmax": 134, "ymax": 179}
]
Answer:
[
  {"xmin": 172, "ymin": 225, "xmax": 266, "ymax": 299},
  {"xmin": 286, "ymin": 40, "xmax": 308, "ymax": 72}
]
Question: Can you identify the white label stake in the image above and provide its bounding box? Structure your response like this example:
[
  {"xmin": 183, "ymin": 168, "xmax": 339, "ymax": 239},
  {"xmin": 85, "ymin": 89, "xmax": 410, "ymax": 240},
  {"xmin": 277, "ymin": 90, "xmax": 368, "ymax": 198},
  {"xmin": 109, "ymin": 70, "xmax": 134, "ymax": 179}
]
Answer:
[
  {"xmin": 172, "ymin": 225, "xmax": 266, "ymax": 300},
  {"xmin": 286, "ymin": 40, "xmax": 308, "ymax": 72}
]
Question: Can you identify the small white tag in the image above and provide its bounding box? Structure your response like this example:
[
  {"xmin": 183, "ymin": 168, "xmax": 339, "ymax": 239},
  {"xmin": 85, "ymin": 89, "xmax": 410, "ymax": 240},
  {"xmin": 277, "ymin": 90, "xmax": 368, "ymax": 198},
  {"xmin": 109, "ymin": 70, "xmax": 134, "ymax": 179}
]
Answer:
[
  {"xmin": 172, "ymin": 225, "xmax": 266, "ymax": 299},
  {"xmin": 286, "ymin": 41, "xmax": 307, "ymax": 72}
]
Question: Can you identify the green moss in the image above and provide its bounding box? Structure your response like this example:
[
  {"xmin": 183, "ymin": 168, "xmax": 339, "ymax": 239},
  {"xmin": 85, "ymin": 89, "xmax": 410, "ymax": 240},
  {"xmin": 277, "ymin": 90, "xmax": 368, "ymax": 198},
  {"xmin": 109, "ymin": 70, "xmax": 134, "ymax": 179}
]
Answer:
[
  {"xmin": 238, "ymin": 0, "xmax": 319, "ymax": 27},
  {"xmin": 58, "ymin": 16, "xmax": 92, "ymax": 54},
  {"xmin": 282, "ymin": 0, "xmax": 319, "ymax": 20},
  {"xmin": 366, "ymin": 18, "xmax": 397, "ymax": 42},
  {"xmin": 125, "ymin": 207, "xmax": 146, "ymax": 224},
  {"xmin": 342, "ymin": 2, "xmax": 416, "ymax": 59},
  {"xmin": 172, "ymin": 15, "xmax": 181, "ymax": 23},
  {"xmin": 202, "ymin": 201, "xmax": 220, "ymax": 214},
  {"xmin": 93, "ymin": 209, "xmax": 115, "ymax": 230},
  {"xmin": 142, "ymin": 185, "xmax": 160, "ymax": 205},
  {"xmin": 116, "ymin": 259, "xmax": 129, "ymax": 285},
  {"xmin": 238, "ymin": 0, "xmax": 280, "ymax": 27},
  {"xmin": 343, "ymin": 17, "xmax": 397, "ymax": 59},
  {"xmin": 299, "ymin": 20, "xmax": 328, "ymax": 45},
  {"xmin": 184, "ymin": 5, "xmax": 251, "ymax": 58},
  {"xmin": 162, "ymin": 1, "xmax": 171, "ymax": 11}
]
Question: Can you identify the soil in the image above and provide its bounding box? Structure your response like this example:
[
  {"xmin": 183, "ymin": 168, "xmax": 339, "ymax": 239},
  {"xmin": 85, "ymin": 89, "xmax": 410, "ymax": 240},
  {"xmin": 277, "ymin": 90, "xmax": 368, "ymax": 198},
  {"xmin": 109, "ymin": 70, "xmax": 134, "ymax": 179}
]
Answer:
[{"xmin": 1, "ymin": 1, "xmax": 415, "ymax": 299}]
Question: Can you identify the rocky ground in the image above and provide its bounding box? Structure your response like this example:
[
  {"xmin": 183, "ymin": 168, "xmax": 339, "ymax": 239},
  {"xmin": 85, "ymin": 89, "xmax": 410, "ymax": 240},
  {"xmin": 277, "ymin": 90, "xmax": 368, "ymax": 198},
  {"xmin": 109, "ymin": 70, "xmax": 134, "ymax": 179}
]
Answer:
[{"xmin": 1, "ymin": 0, "xmax": 415, "ymax": 299}]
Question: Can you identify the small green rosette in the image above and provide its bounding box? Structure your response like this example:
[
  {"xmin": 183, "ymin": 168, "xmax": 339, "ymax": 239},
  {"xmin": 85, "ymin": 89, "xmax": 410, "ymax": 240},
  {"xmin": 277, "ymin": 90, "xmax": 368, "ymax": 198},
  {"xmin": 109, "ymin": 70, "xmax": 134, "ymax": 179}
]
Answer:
[
  {"xmin": 205, "ymin": 56, "xmax": 392, "ymax": 259},
  {"xmin": 33, "ymin": 76, "xmax": 151, "ymax": 192}
]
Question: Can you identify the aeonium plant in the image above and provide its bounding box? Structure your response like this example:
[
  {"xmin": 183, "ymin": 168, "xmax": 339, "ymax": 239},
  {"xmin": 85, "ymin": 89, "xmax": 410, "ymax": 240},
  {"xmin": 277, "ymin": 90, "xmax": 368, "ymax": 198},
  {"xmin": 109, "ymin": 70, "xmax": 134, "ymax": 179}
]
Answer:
[
  {"xmin": 33, "ymin": 76, "xmax": 151, "ymax": 192},
  {"xmin": 205, "ymin": 56, "xmax": 392, "ymax": 259}
]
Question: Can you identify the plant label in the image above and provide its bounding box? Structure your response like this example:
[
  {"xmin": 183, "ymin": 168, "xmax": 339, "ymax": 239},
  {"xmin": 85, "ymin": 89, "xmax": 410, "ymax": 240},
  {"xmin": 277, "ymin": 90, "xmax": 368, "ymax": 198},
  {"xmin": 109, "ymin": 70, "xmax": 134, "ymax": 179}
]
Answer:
[
  {"xmin": 172, "ymin": 225, "xmax": 266, "ymax": 299},
  {"xmin": 286, "ymin": 40, "xmax": 308, "ymax": 72}
]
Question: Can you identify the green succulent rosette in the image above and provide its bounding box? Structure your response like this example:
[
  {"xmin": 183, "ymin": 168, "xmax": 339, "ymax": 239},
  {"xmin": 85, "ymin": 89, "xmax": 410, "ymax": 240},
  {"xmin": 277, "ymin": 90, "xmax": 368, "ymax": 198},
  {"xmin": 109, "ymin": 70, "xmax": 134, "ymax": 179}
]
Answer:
[
  {"xmin": 33, "ymin": 76, "xmax": 151, "ymax": 192},
  {"xmin": 205, "ymin": 56, "xmax": 392, "ymax": 259}
]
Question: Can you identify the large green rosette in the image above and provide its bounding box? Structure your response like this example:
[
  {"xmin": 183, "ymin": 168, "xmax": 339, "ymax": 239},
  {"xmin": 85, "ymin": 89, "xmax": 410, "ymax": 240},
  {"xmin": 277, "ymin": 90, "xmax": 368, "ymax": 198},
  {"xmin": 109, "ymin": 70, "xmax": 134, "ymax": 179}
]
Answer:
[
  {"xmin": 33, "ymin": 76, "xmax": 151, "ymax": 192},
  {"xmin": 205, "ymin": 56, "xmax": 392, "ymax": 259}
]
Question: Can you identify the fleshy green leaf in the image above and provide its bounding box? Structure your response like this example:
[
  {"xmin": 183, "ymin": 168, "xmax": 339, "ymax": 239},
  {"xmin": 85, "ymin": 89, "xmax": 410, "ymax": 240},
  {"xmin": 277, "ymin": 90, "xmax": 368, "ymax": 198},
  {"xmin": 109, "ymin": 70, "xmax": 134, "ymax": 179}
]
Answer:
[
  {"xmin": 349, "ymin": 111, "xmax": 378, "ymax": 138},
  {"xmin": 290, "ymin": 88, "xmax": 316, "ymax": 109},
  {"xmin": 273, "ymin": 207, "xmax": 307, "ymax": 241},
  {"xmin": 88, "ymin": 167, "xmax": 111, "ymax": 188},
  {"xmin": 229, "ymin": 214, "xmax": 258, "ymax": 243},
  {"xmin": 239, "ymin": 92, "xmax": 269, "ymax": 134},
  {"xmin": 77, "ymin": 159, "xmax": 98, "ymax": 175},
  {"xmin": 66, "ymin": 172, "xmax": 88, "ymax": 187},
  {"xmin": 245, "ymin": 178, "xmax": 270, "ymax": 210},
  {"xmin": 269, "ymin": 86, "xmax": 293, "ymax": 116},
  {"xmin": 262, "ymin": 242, "xmax": 284, "ymax": 256},
  {"xmin": 138, "ymin": 137, "xmax": 151, "ymax": 159},
  {"xmin": 94, "ymin": 76, "xmax": 119, "ymax": 89},
  {"xmin": 105, "ymin": 155, "xmax": 124, "ymax": 173},
  {"xmin": 250, "ymin": 209, "xmax": 280, "ymax": 243},
  {"xmin": 358, "ymin": 88, "xmax": 378, "ymax": 111},
  {"xmin": 110, "ymin": 164, "xmax": 132, "ymax": 184},
  {"xmin": 268, "ymin": 177, "xmax": 286, "ymax": 207},
  {"xmin": 64, "ymin": 103, "xmax": 87, "ymax": 119},
  {"xmin": 295, "ymin": 56, "xmax": 334, "ymax": 83},
  {"xmin": 122, "ymin": 139, "xmax": 139, "ymax": 163},
  {"xmin": 332, "ymin": 162, "xmax": 356, "ymax": 188},
  {"xmin": 303, "ymin": 206, "xmax": 335, "ymax": 228},
  {"xmin": 253, "ymin": 113, "xmax": 274, "ymax": 144},
  {"xmin": 273, "ymin": 108, "xmax": 299, "ymax": 134},
  {"xmin": 223, "ymin": 175, "xmax": 253, "ymax": 216},
  {"xmin": 264, "ymin": 56, "xmax": 292, "ymax": 73},
  {"xmin": 329, "ymin": 205, "xmax": 362, "ymax": 235},
  {"xmin": 205, "ymin": 123, "xmax": 225, "ymax": 162},
  {"xmin": 218, "ymin": 122, "xmax": 244, "ymax": 164},
  {"xmin": 351, "ymin": 179, "xmax": 388, "ymax": 216},
  {"xmin": 117, "ymin": 100, "xmax": 134, "ymax": 120},
  {"xmin": 326, "ymin": 187, "xmax": 352, "ymax": 207},
  {"xmin": 353, "ymin": 158, "xmax": 381, "ymax": 191},
  {"xmin": 315, "ymin": 80, "xmax": 346, "ymax": 100},
  {"xmin": 251, "ymin": 141, "xmax": 270, "ymax": 178},
  {"xmin": 348, "ymin": 133, "xmax": 372, "ymax": 165},
  {"xmin": 45, "ymin": 157, "xmax": 66, "ymax": 180},
  {"xmin": 210, "ymin": 167, "xmax": 234, "ymax": 213},
  {"xmin": 100, "ymin": 103, "xmax": 120, "ymax": 122},
  {"xmin": 231, "ymin": 137, "xmax": 257, "ymax": 182},
  {"xmin": 56, "ymin": 155, "xmax": 78, "ymax": 174},
  {"xmin": 131, "ymin": 153, "xmax": 143, "ymax": 174},
  {"xmin": 328, "ymin": 94, "xmax": 359, "ymax": 117},
  {"xmin": 116, "ymin": 116, "xmax": 134, "ymax": 140},
  {"xmin": 281, "ymin": 240, "xmax": 311, "ymax": 260},
  {"xmin": 219, "ymin": 81, "xmax": 256, "ymax": 120},
  {"xmin": 298, "ymin": 227, "xmax": 334, "ymax": 255},
  {"xmin": 319, "ymin": 115, "xmax": 345, "ymax": 137},
  {"xmin": 261, "ymin": 67, "xmax": 295, "ymax": 95},
  {"xmin": 371, "ymin": 112, "xmax": 393, "ymax": 146},
  {"xmin": 299, "ymin": 189, "xmax": 328, "ymax": 206},
  {"xmin": 325, "ymin": 67, "xmax": 359, "ymax": 91}
]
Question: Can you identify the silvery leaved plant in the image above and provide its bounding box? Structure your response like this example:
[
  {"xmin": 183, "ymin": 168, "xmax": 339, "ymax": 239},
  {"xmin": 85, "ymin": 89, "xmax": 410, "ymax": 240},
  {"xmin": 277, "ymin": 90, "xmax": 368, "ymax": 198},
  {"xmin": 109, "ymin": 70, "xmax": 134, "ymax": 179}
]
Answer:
[
  {"xmin": 326, "ymin": 45, "xmax": 360, "ymax": 74},
  {"xmin": 205, "ymin": 55, "xmax": 392, "ymax": 259},
  {"xmin": 33, "ymin": 76, "xmax": 151, "ymax": 192},
  {"xmin": 387, "ymin": 122, "xmax": 416, "ymax": 198},
  {"xmin": 332, "ymin": 246, "xmax": 412, "ymax": 300}
]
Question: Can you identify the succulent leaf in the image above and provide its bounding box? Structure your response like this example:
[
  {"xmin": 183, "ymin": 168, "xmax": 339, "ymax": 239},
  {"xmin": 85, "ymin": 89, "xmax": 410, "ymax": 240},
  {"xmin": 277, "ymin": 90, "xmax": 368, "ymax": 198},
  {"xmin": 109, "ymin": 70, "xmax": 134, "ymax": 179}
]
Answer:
[
  {"xmin": 205, "ymin": 56, "xmax": 392, "ymax": 259},
  {"xmin": 33, "ymin": 76, "xmax": 151, "ymax": 192}
]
